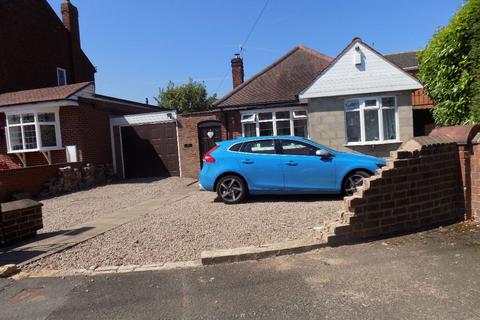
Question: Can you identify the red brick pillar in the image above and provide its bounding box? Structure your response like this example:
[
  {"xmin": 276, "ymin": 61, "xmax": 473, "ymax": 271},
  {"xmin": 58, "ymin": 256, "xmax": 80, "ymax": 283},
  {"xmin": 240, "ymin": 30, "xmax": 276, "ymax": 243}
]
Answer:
[
  {"xmin": 469, "ymin": 143, "xmax": 480, "ymax": 219},
  {"xmin": 430, "ymin": 125, "xmax": 480, "ymax": 220}
]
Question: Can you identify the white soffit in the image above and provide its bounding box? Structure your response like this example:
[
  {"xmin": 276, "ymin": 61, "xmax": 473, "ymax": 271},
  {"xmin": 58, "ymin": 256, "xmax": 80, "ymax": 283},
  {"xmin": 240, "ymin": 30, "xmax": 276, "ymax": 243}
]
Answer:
[
  {"xmin": 300, "ymin": 41, "xmax": 422, "ymax": 99},
  {"xmin": 110, "ymin": 111, "xmax": 177, "ymax": 126}
]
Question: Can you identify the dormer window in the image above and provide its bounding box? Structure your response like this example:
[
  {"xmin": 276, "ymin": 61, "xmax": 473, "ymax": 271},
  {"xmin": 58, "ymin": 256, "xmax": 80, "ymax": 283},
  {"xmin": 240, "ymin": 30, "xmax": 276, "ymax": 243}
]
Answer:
[{"xmin": 57, "ymin": 67, "xmax": 67, "ymax": 86}]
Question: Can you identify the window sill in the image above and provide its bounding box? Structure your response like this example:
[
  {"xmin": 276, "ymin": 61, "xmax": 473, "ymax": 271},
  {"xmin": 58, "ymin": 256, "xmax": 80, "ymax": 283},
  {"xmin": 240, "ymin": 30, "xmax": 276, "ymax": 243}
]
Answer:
[
  {"xmin": 7, "ymin": 147, "xmax": 65, "ymax": 154},
  {"xmin": 344, "ymin": 140, "xmax": 402, "ymax": 147}
]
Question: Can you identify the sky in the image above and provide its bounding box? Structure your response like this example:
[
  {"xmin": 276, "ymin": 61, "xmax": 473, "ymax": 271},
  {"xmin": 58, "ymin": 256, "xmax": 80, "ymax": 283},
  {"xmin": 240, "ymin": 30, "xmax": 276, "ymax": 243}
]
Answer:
[{"xmin": 47, "ymin": 0, "xmax": 464, "ymax": 104}]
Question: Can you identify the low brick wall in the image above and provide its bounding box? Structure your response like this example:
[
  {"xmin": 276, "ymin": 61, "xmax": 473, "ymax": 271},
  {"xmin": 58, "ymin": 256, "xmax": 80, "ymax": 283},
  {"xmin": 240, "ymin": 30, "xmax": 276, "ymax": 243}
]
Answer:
[
  {"xmin": 0, "ymin": 162, "xmax": 85, "ymax": 202},
  {"xmin": 0, "ymin": 199, "xmax": 43, "ymax": 247},
  {"xmin": 323, "ymin": 136, "xmax": 465, "ymax": 245}
]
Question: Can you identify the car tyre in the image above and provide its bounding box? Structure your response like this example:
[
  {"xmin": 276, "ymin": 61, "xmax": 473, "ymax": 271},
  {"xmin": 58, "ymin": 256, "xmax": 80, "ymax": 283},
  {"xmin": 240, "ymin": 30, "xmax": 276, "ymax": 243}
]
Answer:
[
  {"xmin": 342, "ymin": 171, "xmax": 371, "ymax": 196},
  {"xmin": 216, "ymin": 175, "xmax": 248, "ymax": 204}
]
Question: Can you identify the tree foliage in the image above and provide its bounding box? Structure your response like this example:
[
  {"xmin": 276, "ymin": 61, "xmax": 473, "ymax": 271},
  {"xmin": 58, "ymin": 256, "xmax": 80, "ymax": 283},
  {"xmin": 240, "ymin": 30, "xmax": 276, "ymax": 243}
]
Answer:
[
  {"xmin": 155, "ymin": 78, "xmax": 217, "ymax": 114},
  {"xmin": 418, "ymin": 0, "xmax": 480, "ymax": 126}
]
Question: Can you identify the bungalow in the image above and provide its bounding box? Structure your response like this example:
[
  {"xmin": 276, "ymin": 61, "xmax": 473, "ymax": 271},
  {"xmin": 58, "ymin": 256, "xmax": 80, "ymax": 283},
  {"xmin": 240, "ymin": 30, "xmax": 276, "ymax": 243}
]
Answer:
[{"xmin": 300, "ymin": 37, "xmax": 424, "ymax": 157}]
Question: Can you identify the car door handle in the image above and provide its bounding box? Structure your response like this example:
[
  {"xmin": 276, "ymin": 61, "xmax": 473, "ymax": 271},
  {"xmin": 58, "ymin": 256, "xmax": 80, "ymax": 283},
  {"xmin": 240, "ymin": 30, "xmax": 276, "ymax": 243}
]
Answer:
[
  {"xmin": 286, "ymin": 161, "xmax": 298, "ymax": 166},
  {"xmin": 241, "ymin": 159, "xmax": 254, "ymax": 164}
]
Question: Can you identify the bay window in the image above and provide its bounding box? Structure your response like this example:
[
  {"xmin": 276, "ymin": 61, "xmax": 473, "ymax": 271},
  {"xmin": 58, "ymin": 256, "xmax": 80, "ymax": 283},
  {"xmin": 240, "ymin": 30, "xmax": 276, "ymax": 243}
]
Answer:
[
  {"xmin": 344, "ymin": 96, "xmax": 398, "ymax": 144},
  {"xmin": 5, "ymin": 110, "xmax": 62, "ymax": 153},
  {"xmin": 241, "ymin": 109, "xmax": 308, "ymax": 138}
]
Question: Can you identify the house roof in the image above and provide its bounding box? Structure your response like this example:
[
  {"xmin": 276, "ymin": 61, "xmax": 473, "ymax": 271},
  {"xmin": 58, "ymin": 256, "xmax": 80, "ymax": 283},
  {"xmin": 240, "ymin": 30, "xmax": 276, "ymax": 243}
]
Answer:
[
  {"xmin": 213, "ymin": 46, "xmax": 333, "ymax": 108},
  {"xmin": 299, "ymin": 37, "xmax": 422, "ymax": 99},
  {"xmin": 384, "ymin": 51, "xmax": 419, "ymax": 70},
  {"xmin": 0, "ymin": 82, "xmax": 92, "ymax": 107}
]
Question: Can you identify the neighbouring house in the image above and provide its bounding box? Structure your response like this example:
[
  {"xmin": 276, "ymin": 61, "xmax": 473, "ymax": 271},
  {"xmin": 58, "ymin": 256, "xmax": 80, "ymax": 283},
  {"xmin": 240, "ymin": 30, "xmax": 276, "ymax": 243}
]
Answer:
[
  {"xmin": 300, "ymin": 37, "xmax": 424, "ymax": 157},
  {"xmin": 0, "ymin": 0, "xmax": 164, "ymax": 200},
  {"xmin": 0, "ymin": 82, "xmax": 157, "ymax": 169},
  {"xmin": 0, "ymin": 0, "xmax": 95, "ymax": 93}
]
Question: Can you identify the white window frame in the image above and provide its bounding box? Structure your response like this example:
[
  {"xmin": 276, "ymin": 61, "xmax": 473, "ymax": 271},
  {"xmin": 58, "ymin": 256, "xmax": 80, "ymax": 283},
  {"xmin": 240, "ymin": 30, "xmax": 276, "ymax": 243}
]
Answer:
[
  {"xmin": 240, "ymin": 107, "xmax": 308, "ymax": 138},
  {"xmin": 5, "ymin": 106, "xmax": 63, "ymax": 154},
  {"xmin": 57, "ymin": 67, "xmax": 67, "ymax": 86},
  {"xmin": 344, "ymin": 96, "xmax": 400, "ymax": 146}
]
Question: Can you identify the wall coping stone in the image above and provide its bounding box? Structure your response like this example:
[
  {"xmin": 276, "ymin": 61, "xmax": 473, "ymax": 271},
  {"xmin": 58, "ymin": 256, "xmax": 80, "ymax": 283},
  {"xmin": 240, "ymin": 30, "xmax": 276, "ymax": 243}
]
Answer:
[
  {"xmin": 1, "ymin": 199, "xmax": 43, "ymax": 213},
  {"xmin": 429, "ymin": 125, "xmax": 480, "ymax": 146},
  {"xmin": 400, "ymin": 136, "xmax": 455, "ymax": 152}
]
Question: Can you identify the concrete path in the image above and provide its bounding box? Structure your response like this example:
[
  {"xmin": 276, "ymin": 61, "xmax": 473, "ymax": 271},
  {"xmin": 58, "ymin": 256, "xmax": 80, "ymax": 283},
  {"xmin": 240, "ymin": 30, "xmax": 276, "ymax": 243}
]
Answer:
[
  {"xmin": 0, "ymin": 222, "xmax": 479, "ymax": 320},
  {"xmin": 0, "ymin": 193, "xmax": 194, "ymax": 266}
]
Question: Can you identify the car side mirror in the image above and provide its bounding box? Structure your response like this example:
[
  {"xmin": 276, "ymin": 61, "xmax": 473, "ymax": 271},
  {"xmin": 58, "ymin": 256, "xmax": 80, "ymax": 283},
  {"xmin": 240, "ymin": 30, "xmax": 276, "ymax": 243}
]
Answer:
[{"xmin": 316, "ymin": 149, "xmax": 334, "ymax": 158}]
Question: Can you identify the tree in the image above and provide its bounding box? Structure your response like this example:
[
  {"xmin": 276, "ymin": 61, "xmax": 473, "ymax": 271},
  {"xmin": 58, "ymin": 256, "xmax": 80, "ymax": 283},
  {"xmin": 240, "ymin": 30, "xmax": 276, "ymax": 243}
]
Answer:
[
  {"xmin": 418, "ymin": 0, "xmax": 480, "ymax": 126},
  {"xmin": 155, "ymin": 78, "xmax": 217, "ymax": 113}
]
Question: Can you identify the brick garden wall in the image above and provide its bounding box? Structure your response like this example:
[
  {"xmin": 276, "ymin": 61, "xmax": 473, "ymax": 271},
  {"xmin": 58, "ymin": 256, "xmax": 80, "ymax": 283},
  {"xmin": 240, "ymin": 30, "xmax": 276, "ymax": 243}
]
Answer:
[
  {"xmin": 0, "ymin": 199, "xmax": 43, "ymax": 247},
  {"xmin": 0, "ymin": 162, "xmax": 84, "ymax": 202},
  {"xmin": 323, "ymin": 136, "xmax": 465, "ymax": 245}
]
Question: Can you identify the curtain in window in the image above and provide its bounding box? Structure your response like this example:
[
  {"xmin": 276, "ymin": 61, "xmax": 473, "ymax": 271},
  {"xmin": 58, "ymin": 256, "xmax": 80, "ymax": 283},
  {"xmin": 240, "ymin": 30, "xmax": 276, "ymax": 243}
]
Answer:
[
  {"xmin": 383, "ymin": 109, "xmax": 396, "ymax": 140},
  {"xmin": 364, "ymin": 109, "xmax": 380, "ymax": 141},
  {"xmin": 346, "ymin": 111, "xmax": 361, "ymax": 142}
]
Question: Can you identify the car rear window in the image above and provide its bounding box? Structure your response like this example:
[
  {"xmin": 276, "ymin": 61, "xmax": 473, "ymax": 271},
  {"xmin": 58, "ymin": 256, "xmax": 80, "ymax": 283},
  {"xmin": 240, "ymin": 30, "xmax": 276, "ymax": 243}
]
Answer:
[{"xmin": 229, "ymin": 143, "xmax": 243, "ymax": 152}]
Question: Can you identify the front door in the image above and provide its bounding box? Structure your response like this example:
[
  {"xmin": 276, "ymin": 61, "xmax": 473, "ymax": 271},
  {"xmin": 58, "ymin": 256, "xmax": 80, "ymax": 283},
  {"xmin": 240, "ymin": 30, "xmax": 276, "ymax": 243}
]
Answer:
[
  {"xmin": 198, "ymin": 123, "xmax": 222, "ymax": 166},
  {"xmin": 278, "ymin": 139, "xmax": 336, "ymax": 192}
]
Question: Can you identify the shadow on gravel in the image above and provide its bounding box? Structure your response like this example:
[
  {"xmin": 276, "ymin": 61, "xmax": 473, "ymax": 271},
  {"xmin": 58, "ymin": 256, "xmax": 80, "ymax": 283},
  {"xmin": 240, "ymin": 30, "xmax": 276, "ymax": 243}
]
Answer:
[
  {"xmin": 0, "ymin": 227, "xmax": 94, "ymax": 265},
  {"xmin": 214, "ymin": 194, "xmax": 344, "ymax": 204}
]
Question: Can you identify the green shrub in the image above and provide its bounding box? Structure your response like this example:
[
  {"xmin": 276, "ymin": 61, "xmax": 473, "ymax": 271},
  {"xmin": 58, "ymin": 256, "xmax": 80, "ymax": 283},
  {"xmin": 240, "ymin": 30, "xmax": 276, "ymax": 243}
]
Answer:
[{"xmin": 418, "ymin": 0, "xmax": 480, "ymax": 126}]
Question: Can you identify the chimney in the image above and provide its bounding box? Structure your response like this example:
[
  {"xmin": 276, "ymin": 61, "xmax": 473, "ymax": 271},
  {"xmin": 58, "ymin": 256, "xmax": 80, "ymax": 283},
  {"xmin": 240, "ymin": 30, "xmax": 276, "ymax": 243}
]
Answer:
[
  {"xmin": 61, "ymin": 0, "xmax": 81, "ymax": 47},
  {"xmin": 231, "ymin": 54, "xmax": 244, "ymax": 89}
]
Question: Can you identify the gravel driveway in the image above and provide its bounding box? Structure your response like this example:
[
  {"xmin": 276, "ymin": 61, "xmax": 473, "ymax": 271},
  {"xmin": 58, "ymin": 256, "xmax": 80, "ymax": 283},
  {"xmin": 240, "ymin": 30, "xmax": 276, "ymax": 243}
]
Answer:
[{"xmin": 27, "ymin": 177, "xmax": 342, "ymax": 270}]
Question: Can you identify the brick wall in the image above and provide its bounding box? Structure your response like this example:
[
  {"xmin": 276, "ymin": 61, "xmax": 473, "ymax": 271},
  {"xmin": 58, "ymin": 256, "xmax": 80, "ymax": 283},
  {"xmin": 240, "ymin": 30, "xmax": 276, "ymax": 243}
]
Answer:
[
  {"xmin": 61, "ymin": 103, "xmax": 113, "ymax": 164},
  {"xmin": 322, "ymin": 136, "xmax": 465, "ymax": 245},
  {"xmin": 469, "ymin": 143, "xmax": 480, "ymax": 218},
  {"xmin": 0, "ymin": 199, "xmax": 43, "ymax": 247},
  {"xmin": 0, "ymin": 162, "xmax": 84, "ymax": 202},
  {"xmin": 177, "ymin": 110, "xmax": 242, "ymax": 178},
  {"xmin": 177, "ymin": 111, "xmax": 226, "ymax": 178}
]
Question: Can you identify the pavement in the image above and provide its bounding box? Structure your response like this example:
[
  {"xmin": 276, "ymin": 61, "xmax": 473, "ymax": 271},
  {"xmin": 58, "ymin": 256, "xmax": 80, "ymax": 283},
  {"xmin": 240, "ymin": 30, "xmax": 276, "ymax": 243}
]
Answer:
[{"xmin": 0, "ymin": 221, "xmax": 479, "ymax": 320}]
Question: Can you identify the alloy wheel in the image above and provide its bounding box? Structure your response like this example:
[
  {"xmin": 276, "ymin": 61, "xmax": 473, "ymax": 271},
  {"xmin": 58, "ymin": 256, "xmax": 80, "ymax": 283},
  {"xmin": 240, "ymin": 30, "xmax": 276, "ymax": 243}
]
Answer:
[
  {"xmin": 218, "ymin": 178, "xmax": 243, "ymax": 202},
  {"xmin": 344, "ymin": 174, "xmax": 366, "ymax": 196}
]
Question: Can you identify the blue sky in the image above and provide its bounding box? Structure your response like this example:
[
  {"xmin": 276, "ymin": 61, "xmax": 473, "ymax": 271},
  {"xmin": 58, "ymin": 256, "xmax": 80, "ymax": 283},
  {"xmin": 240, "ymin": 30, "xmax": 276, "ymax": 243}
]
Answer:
[{"xmin": 47, "ymin": 0, "xmax": 464, "ymax": 104}]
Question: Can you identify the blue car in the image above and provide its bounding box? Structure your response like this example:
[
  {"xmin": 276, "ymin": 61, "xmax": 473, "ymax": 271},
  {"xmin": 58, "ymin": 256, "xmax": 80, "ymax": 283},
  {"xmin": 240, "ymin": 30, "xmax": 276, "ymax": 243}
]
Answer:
[{"xmin": 199, "ymin": 136, "xmax": 386, "ymax": 204}]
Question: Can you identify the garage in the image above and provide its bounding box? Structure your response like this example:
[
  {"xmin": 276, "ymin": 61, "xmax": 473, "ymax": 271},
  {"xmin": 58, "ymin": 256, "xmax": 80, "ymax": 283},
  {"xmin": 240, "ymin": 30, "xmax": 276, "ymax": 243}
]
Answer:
[{"xmin": 110, "ymin": 112, "xmax": 180, "ymax": 179}]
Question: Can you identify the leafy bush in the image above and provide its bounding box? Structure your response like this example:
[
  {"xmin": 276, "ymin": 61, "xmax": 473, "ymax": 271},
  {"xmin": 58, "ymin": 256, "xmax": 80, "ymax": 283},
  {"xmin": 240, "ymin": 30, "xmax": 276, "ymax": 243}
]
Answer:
[
  {"xmin": 418, "ymin": 0, "xmax": 480, "ymax": 126},
  {"xmin": 155, "ymin": 78, "xmax": 217, "ymax": 113}
]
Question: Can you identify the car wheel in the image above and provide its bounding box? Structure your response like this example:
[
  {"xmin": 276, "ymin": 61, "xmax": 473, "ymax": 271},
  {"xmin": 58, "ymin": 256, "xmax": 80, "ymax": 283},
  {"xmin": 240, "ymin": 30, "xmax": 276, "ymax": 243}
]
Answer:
[
  {"xmin": 343, "ymin": 171, "xmax": 371, "ymax": 196},
  {"xmin": 216, "ymin": 175, "xmax": 247, "ymax": 204}
]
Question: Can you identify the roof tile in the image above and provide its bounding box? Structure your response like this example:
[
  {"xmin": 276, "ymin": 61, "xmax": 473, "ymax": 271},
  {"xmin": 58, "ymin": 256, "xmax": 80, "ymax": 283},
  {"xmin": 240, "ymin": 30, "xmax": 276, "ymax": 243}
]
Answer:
[
  {"xmin": 214, "ymin": 46, "xmax": 333, "ymax": 108},
  {"xmin": 0, "ymin": 82, "xmax": 91, "ymax": 107}
]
